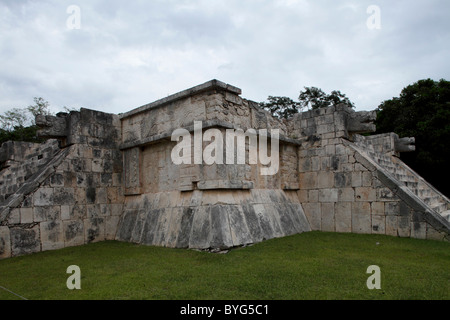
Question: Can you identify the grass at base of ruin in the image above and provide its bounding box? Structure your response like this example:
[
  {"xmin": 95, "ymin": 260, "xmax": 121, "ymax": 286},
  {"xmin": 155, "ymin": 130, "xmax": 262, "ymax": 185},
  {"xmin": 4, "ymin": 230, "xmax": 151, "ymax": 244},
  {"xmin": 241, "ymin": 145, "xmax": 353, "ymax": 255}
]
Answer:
[{"xmin": 0, "ymin": 231, "xmax": 448, "ymax": 300}]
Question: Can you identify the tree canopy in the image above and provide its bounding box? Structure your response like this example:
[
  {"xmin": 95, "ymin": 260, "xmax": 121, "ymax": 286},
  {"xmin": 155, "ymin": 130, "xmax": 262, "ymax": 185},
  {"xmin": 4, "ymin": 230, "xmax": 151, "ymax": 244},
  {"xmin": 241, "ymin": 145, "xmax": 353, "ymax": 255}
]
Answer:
[
  {"xmin": 0, "ymin": 97, "xmax": 53, "ymax": 145},
  {"xmin": 375, "ymin": 78, "xmax": 450, "ymax": 197},
  {"xmin": 260, "ymin": 86, "xmax": 355, "ymax": 119}
]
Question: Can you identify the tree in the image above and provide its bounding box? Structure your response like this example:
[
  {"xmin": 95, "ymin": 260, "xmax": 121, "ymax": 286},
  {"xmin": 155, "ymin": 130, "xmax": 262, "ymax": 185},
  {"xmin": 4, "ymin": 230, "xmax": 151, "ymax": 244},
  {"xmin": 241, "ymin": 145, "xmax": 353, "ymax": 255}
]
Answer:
[
  {"xmin": 27, "ymin": 97, "xmax": 52, "ymax": 125},
  {"xmin": 299, "ymin": 87, "xmax": 355, "ymax": 110},
  {"xmin": 375, "ymin": 78, "xmax": 450, "ymax": 197},
  {"xmin": 298, "ymin": 87, "xmax": 329, "ymax": 109},
  {"xmin": 259, "ymin": 96, "xmax": 302, "ymax": 119},
  {"xmin": 0, "ymin": 108, "xmax": 28, "ymax": 132},
  {"xmin": 261, "ymin": 86, "xmax": 355, "ymax": 119}
]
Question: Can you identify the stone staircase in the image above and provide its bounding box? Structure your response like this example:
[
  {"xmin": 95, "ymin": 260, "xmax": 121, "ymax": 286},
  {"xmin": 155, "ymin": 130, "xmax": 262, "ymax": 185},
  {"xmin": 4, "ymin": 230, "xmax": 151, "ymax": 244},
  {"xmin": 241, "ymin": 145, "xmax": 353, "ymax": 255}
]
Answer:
[
  {"xmin": 366, "ymin": 150, "xmax": 450, "ymax": 222},
  {"xmin": 0, "ymin": 139, "xmax": 61, "ymax": 206}
]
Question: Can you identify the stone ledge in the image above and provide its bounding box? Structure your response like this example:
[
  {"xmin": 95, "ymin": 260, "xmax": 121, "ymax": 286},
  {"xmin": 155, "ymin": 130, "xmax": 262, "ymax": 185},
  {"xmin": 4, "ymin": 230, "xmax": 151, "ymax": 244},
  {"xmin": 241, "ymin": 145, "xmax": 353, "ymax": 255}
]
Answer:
[
  {"xmin": 119, "ymin": 79, "xmax": 242, "ymax": 120},
  {"xmin": 120, "ymin": 119, "xmax": 302, "ymax": 150},
  {"xmin": 197, "ymin": 180, "xmax": 254, "ymax": 190},
  {"xmin": 282, "ymin": 183, "xmax": 300, "ymax": 190}
]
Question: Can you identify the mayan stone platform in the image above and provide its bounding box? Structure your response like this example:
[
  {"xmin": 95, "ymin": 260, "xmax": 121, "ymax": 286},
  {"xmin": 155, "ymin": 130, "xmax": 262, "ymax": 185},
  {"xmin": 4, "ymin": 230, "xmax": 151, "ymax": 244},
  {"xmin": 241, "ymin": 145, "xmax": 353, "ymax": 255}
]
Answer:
[{"xmin": 1, "ymin": 80, "xmax": 449, "ymax": 259}]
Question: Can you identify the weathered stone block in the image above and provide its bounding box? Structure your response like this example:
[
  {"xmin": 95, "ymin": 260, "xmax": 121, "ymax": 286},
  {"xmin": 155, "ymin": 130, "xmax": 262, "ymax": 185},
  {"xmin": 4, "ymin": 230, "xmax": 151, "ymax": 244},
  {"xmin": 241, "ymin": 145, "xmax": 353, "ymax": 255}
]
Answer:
[
  {"xmin": 318, "ymin": 188, "xmax": 338, "ymax": 203},
  {"xmin": 63, "ymin": 220, "xmax": 85, "ymax": 247},
  {"xmin": 426, "ymin": 224, "xmax": 446, "ymax": 241},
  {"xmin": 317, "ymin": 172, "xmax": 334, "ymax": 188},
  {"xmin": 338, "ymin": 188, "xmax": 354, "ymax": 202},
  {"xmin": 303, "ymin": 203, "xmax": 321, "ymax": 231},
  {"xmin": 335, "ymin": 144, "xmax": 348, "ymax": 155},
  {"xmin": 397, "ymin": 216, "xmax": 411, "ymax": 237},
  {"xmin": 40, "ymin": 220, "xmax": 64, "ymax": 251},
  {"xmin": 61, "ymin": 205, "xmax": 70, "ymax": 220},
  {"xmin": 0, "ymin": 226, "xmax": 11, "ymax": 259},
  {"xmin": 197, "ymin": 180, "xmax": 254, "ymax": 190},
  {"xmin": 95, "ymin": 188, "xmax": 108, "ymax": 204},
  {"xmin": 385, "ymin": 216, "xmax": 398, "ymax": 236},
  {"xmin": 50, "ymin": 173, "xmax": 65, "ymax": 187},
  {"xmin": 299, "ymin": 172, "xmax": 317, "ymax": 189},
  {"xmin": 20, "ymin": 207, "xmax": 33, "ymax": 223},
  {"xmin": 110, "ymin": 203, "xmax": 123, "ymax": 216},
  {"xmin": 10, "ymin": 226, "xmax": 40, "ymax": 256},
  {"xmin": 209, "ymin": 205, "xmax": 234, "ymax": 249},
  {"xmin": 371, "ymin": 215, "xmax": 385, "ymax": 234},
  {"xmin": 335, "ymin": 202, "xmax": 352, "ymax": 233},
  {"xmin": 334, "ymin": 172, "xmax": 350, "ymax": 188},
  {"xmin": 52, "ymin": 188, "xmax": 75, "ymax": 206},
  {"xmin": 162, "ymin": 208, "xmax": 182, "ymax": 248},
  {"xmin": 7, "ymin": 208, "xmax": 20, "ymax": 224},
  {"xmin": 351, "ymin": 202, "xmax": 371, "ymax": 234},
  {"xmin": 124, "ymin": 147, "xmax": 141, "ymax": 195},
  {"xmin": 227, "ymin": 205, "xmax": 252, "ymax": 246},
  {"xmin": 308, "ymin": 189, "xmax": 319, "ymax": 202},
  {"xmin": 362, "ymin": 171, "xmax": 373, "ymax": 187},
  {"xmin": 321, "ymin": 203, "xmax": 335, "ymax": 232},
  {"xmin": 385, "ymin": 201, "xmax": 400, "ymax": 215},
  {"xmin": 310, "ymin": 156, "xmax": 320, "ymax": 171},
  {"xmin": 411, "ymin": 221, "xmax": 427, "ymax": 239},
  {"xmin": 371, "ymin": 202, "xmax": 384, "ymax": 216},
  {"xmin": 33, "ymin": 206, "xmax": 61, "ymax": 222},
  {"xmin": 351, "ymin": 172, "xmax": 362, "ymax": 187},
  {"xmin": 33, "ymin": 188, "xmax": 54, "ymax": 207},
  {"xmin": 377, "ymin": 187, "xmax": 396, "ymax": 201},
  {"xmin": 84, "ymin": 216, "xmax": 105, "ymax": 243},
  {"xmin": 355, "ymin": 187, "xmax": 376, "ymax": 202},
  {"xmin": 297, "ymin": 190, "xmax": 308, "ymax": 202},
  {"xmin": 174, "ymin": 207, "xmax": 195, "ymax": 248},
  {"xmin": 299, "ymin": 157, "xmax": 311, "ymax": 172},
  {"xmin": 189, "ymin": 206, "xmax": 211, "ymax": 249}
]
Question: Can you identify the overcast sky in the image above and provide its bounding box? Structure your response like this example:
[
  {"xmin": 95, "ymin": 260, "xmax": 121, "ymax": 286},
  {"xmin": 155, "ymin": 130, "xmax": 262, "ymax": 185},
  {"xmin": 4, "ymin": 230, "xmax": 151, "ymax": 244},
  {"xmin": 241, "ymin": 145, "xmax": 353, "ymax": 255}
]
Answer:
[{"xmin": 1, "ymin": 0, "xmax": 449, "ymax": 116}]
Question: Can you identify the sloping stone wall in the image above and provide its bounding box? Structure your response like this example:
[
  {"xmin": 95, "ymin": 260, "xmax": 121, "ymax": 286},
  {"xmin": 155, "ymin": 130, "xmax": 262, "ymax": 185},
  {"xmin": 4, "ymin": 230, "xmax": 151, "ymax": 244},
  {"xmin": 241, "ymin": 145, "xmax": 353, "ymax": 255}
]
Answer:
[
  {"xmin": 0, "ymin": 109, "xmax": 123, "ymax": 259},
  {"xmin": 0, "ymin": 140, "xmax": 61, "ymax": 204},
  {"xmin": 116, "ymin": 189, "xmax": 310, "ymax": 250}
]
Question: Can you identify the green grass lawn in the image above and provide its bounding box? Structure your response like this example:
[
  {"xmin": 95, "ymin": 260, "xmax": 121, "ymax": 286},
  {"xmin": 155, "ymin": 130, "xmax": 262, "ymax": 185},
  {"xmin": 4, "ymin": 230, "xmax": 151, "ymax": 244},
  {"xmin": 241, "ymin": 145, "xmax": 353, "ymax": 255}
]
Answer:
[{"xmin": 0, "ymin": 231, "xmax": 448, "ymax": 300}]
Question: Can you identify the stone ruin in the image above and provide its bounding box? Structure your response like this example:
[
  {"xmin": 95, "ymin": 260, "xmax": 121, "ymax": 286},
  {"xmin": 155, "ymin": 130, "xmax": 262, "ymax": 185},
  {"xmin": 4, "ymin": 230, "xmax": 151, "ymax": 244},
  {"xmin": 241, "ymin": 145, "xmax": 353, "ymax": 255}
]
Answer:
[{"xmin": 0, "ymin": 79, "xmax": 449, "ymax": 258}]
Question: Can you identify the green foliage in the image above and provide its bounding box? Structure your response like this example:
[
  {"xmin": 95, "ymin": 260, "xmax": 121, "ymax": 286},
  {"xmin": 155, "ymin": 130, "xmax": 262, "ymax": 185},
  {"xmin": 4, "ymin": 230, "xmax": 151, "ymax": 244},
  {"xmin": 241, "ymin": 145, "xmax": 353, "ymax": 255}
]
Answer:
[
  {"xmin": 27, "ymin": 97, "xmax": 52, "ymax": 125},
  {"xmin": 0, "ymin": 97, "xmax": 52, "ymax": 145},
  {"xmin": 299, "ymin": 87, "xmax": 355, "ymax": 110},
  {"xmin": 0, "ymin": 126, "xmax": 45, "ymax": 145},
  {"xmin": 0, "ymin": 108, "xmax": 28, "ymax": 132},
  {"xmin": 259, "ymin": 96, "xmax": 302, "ymax": 119},
  {"xmin": 375, "ymin": 78, "xmax": 450, "ymax": 197},
  {"xmin": 261, "ymin": 87, "xmax": 355, "ymax": 119}
]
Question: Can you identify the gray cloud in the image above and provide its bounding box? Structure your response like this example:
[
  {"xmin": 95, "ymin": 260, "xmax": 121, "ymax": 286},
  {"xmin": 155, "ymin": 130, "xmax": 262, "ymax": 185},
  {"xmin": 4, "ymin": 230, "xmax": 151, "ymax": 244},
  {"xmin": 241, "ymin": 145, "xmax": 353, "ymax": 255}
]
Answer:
[{"xmin": 0, "ymin": 0, "xmax": 449, "ymax": 116}]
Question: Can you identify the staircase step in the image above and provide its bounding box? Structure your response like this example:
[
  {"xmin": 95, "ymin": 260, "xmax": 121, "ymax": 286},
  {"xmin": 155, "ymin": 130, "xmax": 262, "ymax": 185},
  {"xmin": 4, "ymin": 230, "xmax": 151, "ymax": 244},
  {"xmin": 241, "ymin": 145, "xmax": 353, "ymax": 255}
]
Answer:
[
  {"xmin": 404, "ymin": 181, "xmax": 418, "ymax": 189},
  {"xmin": 417, "ymin": 188, "xmax": 432, "ymax": 198},
  {"xmin": 440, "ymin": 210, "xmax": 450, "ymax": 223},
  {"xmin": 431, "ymin": 202, "xmax": 447, "ymax": 214},
  {"xmin": 367, "ymin": 149, "xmax": 450, "ymax": 221}
]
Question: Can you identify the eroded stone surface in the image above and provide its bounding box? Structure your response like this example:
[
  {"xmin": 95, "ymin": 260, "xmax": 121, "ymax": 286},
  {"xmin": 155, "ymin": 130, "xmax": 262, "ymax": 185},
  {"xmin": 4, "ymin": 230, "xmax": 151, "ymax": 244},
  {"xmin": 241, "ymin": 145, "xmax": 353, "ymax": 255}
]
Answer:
[{"xmin": 1, "ymin": 79, "xmax": 449, "ymax": 259}]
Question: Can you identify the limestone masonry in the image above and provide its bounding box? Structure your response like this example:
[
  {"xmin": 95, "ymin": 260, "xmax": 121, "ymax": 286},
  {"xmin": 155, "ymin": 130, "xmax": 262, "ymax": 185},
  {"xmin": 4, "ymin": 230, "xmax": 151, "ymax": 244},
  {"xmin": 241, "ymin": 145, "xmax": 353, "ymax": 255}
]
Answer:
[{"xmin": 1, "ymin": 80, "xmax": 449, "ymax": 258}]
